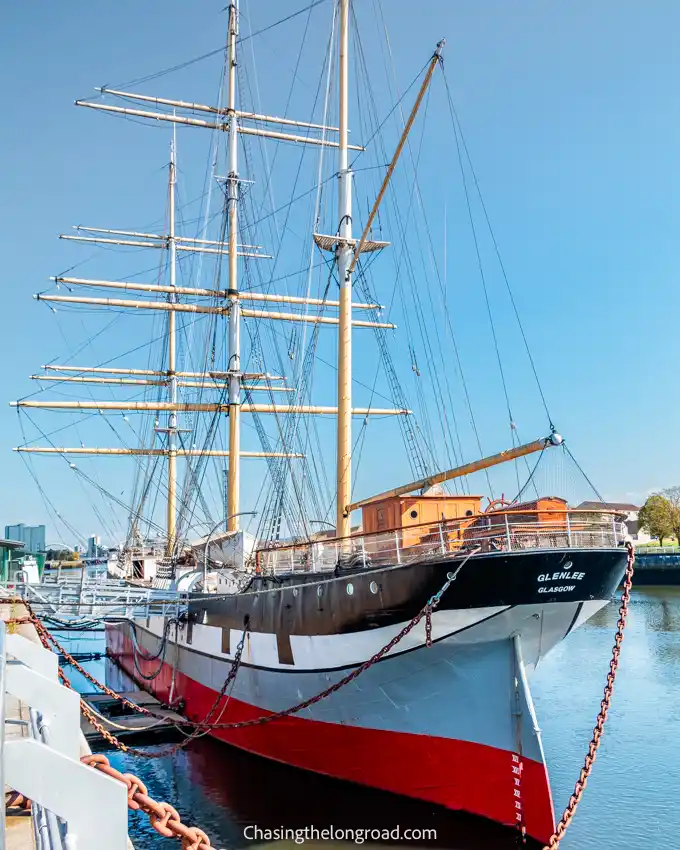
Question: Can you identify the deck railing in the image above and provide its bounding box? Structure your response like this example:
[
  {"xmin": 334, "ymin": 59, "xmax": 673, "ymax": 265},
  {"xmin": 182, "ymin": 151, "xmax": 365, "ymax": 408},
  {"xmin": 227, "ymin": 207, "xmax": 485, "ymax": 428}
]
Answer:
[
  {"xmin": 254, "ymin": 509, "xmax": 627, "ymax": 576},
  {"xmin": 1, "ymin": 575, "xmax": 185, "ymax": 620}
]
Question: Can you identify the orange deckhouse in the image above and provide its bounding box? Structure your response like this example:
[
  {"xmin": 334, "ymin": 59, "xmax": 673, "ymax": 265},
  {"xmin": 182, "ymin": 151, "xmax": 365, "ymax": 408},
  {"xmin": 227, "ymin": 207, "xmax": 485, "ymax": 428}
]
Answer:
[{"xmin": 362, "ymin": 493, "xmax": 483, "ymax": 549}]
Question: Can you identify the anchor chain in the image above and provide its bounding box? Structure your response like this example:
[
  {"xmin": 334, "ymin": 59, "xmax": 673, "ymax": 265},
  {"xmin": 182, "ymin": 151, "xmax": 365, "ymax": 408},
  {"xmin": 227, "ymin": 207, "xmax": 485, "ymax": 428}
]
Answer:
[{"xmin": 543, "ymin": 542, "xmax": 635, "ymax": 850}]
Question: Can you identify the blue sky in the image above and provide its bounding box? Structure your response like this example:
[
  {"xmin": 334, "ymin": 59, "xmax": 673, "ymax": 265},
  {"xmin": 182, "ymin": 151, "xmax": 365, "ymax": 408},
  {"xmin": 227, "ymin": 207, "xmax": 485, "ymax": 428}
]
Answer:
[{"xmin": 2, "ymin": 0, "xmax": 680, "ymax": 545}]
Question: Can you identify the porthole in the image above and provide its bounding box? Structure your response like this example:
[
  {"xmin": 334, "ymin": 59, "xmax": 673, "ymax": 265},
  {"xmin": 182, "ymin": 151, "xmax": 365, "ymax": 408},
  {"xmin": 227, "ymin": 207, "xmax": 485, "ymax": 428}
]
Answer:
[
  {"xmin": 346, "ymin": 582, "xmax": 354, "ymax": 596},
  {"xmin": 563, "ymin": 560, "xmax": 573, "ymax": 570},
  {"xmin": 292, "ymin": 587, "xmax": 299, "ymax": 597},
  {"xmin": 465, "ymin": 510, "xmax": 473, "ymax": 517},
  {"xmin": 317, "ymin": 585, "xmax": 323, "ymax": 597},
  {"xmin": 369, "ymin": 581, "xmax": 379, "ymax": 594},
  {"xmin": 410, "ymin": 510, "xmax": 418, "ymax": 519}
]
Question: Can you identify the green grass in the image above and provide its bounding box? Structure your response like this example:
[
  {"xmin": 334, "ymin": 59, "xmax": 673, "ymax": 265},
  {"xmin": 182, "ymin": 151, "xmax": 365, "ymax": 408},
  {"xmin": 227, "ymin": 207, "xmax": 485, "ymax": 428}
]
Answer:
[{"xmin": 636, "ymin": 537, "xmax": 678, "ymax": 548}]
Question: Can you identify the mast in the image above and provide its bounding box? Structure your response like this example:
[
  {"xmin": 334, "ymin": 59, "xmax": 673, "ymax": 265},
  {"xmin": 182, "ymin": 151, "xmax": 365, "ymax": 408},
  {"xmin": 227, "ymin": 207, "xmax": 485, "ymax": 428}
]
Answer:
[
  {"xmin": 226, "ymin": 0, "xmax": 241, "ymax": 533},
  {"xmin": 336, "ymin": 0, "xmax": 353, "ymax": 538},
  {"xmin": 166, "ymin": 130, "xmax": 178, "ymax": 555}
]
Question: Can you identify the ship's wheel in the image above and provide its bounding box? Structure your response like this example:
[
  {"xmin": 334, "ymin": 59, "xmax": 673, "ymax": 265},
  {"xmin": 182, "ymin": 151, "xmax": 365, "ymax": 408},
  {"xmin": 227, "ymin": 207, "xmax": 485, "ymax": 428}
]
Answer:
[{"xmin": 484, "ymin": 497, "xmax": 512, "ymax": 513}]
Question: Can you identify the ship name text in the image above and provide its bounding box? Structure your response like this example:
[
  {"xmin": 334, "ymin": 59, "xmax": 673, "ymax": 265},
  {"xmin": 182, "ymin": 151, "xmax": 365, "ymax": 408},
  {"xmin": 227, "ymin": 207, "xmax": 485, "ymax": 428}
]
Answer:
[{"xmin": 536, "ymin": 571, "xmax": 585, "ymax": 582}]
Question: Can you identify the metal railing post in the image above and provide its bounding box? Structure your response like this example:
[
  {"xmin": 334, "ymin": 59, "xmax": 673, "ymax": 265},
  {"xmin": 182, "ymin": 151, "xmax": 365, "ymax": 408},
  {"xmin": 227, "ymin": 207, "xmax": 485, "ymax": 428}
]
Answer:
[
  {"xmin": 566, "ymin": 512, "xmax": 572, "ymax": 547},
  {"xmin": 505, "ymin": 514, "xmax": 513, "ymax": 552},
  {"xmin": 438, "ymin": 523, "xmax": 447, "ymax": 555},
  {"xmin": 394, "ymin": 531, "xmax": 401, "ymax": 564}
]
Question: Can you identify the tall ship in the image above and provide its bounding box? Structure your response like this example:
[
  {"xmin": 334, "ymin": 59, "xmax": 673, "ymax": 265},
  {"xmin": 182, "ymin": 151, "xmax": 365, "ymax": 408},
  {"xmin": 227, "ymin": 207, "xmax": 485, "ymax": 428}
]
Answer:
[{"xmin": 12, "ymin": 1, "xmax": 630, "ymax": 843}]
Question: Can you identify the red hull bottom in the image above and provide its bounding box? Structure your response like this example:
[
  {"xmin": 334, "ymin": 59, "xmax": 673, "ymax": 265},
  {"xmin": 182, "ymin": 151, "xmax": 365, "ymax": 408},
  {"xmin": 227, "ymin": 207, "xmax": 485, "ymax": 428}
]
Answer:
[{"xmin": 108, "ymin": 626, "xmax": 555, "ymax": 844}]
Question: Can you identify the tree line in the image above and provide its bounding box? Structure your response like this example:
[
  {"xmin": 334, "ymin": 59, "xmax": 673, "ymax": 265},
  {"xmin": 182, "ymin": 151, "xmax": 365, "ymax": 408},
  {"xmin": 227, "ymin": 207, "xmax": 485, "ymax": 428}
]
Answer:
[
  {"xmin": 638, "ymin": 488, "xmax": 680, "ymax": 545},
  {"xmin": 45, "ymin": 549, "xmax": 80, "ymax": 561}
]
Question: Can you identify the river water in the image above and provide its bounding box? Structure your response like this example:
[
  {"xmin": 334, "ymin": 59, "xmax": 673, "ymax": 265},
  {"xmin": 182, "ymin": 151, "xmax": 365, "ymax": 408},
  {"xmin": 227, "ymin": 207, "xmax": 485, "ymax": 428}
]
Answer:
[{"xmin": 61, "ymin": 587, "xmax": 680, "ymax": 849}]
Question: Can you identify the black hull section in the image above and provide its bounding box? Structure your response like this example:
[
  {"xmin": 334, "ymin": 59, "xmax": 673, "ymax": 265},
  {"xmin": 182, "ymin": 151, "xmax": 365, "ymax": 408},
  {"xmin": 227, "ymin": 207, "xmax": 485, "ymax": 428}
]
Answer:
[{"xmin": 188, "ymin": 547, "xmax": 628, "ymax": 637}]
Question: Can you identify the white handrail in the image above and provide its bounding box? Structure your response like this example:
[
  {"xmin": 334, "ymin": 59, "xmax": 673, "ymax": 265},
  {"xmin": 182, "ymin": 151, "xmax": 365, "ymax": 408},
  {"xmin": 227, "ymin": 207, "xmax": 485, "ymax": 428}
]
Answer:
[
  {"xmin": 257, "ymin": 514, "xmax": 626, "ymax": 575},
  {"xmin": 2, "ymin": 621, "xmax": 129, "ymax": 848}
]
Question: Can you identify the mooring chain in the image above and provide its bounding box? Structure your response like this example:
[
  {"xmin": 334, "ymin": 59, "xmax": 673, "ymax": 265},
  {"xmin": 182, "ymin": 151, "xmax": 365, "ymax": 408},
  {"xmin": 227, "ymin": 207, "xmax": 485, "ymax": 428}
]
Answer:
[
  {"xmin": 2, "ymin": 606, "xmax": 213, "ymax": 844},
  {"xmin": 3, "ymin": 551, "xmax": 475, "ymax": 735},
  {"xmin": 0, "ymin": 549, "xmax": 477, "ymax": 845},
  {"xmin": 543, "ymin": 542, "xmax": 635, "ymax": 850},
  {"xmin": 40, "ymin": 625, "xmax": 156, "ymax": 716},
  {"xmin": 2, "ymin": 541, "xmax": 635, "ymax": 846},
  {"xmin": 183, "ymin": 555, "xmax": 476, "ymax": 732},
  {"xmin": 80, "ymin": 754, "xmax": 212, "ymax": 850}
]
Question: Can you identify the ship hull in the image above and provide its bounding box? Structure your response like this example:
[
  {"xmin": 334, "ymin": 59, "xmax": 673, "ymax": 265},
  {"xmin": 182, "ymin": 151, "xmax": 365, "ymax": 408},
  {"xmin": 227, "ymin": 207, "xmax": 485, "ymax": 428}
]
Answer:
[{"xmin": 105, "ymin": 547, "xmax": 628, "ymax": 843}]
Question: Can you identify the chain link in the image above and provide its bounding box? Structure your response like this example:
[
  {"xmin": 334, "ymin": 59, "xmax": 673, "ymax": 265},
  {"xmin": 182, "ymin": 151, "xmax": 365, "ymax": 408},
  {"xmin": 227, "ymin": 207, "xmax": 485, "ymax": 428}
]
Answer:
[
  {"xmin": 2, "ymin": 601, "xmax": 216, "ymax": 845},
  {"xmin": 542, "ymin": 542, "xmax": 636, "ymax": 849},
  {"xmin": 80, "ymin": 754, "xmax": 212, "ymax": 849}
]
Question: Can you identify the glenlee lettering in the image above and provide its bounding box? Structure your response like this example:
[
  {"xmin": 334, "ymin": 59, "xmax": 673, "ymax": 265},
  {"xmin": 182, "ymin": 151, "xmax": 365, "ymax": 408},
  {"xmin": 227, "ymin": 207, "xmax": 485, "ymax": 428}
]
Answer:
[{"xmin": 536, "ymin": 571, "xmax": 586, "ymax": 582}]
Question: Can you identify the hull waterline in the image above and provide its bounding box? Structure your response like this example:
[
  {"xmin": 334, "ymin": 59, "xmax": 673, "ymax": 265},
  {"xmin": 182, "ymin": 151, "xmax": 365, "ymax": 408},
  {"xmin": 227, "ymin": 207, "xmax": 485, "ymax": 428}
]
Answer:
[{"xmin": 105, "ymin": 546, "xmax": 628, "ymax": 843}]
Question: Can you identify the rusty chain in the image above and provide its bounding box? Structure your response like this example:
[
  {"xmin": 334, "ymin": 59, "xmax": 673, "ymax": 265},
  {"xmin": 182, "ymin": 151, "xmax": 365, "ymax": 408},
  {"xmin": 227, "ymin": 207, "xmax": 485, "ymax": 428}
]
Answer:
[
  {"xmin": 2, "ymin": 602, "xmax": 214, "ymax": 846},
  {"xmin": 0, "ymin": 554, "xmax": 472, "ymax": 842},
  {"xmin": 542, "ymin": 542, "xmax": 636, "ymax": 849},
  {"xmin": 39, "ymin": 622, "xmax": 159, "ymax": 716},
  {"xmin": 80, "ymin": 753, "xmax": 211, "ymax": 849},
  {"xmin": 3, "ymin": 540, "xmax": 632, "ymax": 848},
  {"xmin": 2, "ymin": 556, "xmax": 470, "ymax": 737},
  {"xmin": 425, "ymin": 604, "xmax": 433, "ymax": 648}
]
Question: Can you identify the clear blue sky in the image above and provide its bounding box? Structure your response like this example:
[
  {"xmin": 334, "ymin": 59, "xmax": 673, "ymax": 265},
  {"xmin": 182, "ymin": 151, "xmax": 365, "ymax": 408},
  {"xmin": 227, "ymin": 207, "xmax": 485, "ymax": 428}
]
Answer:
[{"xmin": 2, "ymin": 0, "xmax": 680, "ymax": 545}]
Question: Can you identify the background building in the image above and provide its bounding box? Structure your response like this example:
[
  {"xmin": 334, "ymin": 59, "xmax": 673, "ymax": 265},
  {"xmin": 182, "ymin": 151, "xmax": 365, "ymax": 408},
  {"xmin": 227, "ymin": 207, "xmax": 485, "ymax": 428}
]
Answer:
[
  {"xmin": 4, "ymin": 523, "xmax": 46, "ymax": 554},
  {"xmin": 0, "ymin": 538, "xmax": 25, "ymax": 581},
  {"xmin": 576, "ymin": 502, "xmax": 651, "ymax": 544},
  {"xmin": 86, "ymin": 535, "xmax": 106, "ymax": 559}
]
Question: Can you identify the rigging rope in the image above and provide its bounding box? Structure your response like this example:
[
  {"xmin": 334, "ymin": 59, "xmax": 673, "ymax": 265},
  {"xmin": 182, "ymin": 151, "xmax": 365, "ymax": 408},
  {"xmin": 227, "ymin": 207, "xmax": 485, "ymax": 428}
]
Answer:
[{"xmin": 440, "ymin": 68, "xmax": 554, "ymax": 431}]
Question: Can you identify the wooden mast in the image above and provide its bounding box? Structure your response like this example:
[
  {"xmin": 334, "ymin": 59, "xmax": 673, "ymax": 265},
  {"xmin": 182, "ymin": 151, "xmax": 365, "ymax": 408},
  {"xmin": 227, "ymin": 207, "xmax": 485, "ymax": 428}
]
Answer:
[
  {"xmin": 14, "ymin": 11, "xmax": 450, "ymax": 550},
  {"xmin": 336, "ymin": 0, "xmax": 353, "ymax": 539},
  {"xmin": 226, "ymin": 0, "xmax": 241, "ymax": 533},
  {"xmin": 166, "ymin": 131, "xmax": 178, "ymax": 555}
]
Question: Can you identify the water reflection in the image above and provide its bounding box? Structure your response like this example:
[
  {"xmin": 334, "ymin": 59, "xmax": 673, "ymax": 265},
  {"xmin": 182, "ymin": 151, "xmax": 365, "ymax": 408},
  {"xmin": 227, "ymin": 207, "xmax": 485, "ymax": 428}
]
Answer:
[
  {"xmin": 109, "ymin": 738, "xmax": 535, "ymax": 850},
  {"xmin": 533, "ymin": 589, "xmax": 680, "ymax": 849},
  {"xmin": 582, "ymin": 587, "xmax": 680, "ymax": 632}
]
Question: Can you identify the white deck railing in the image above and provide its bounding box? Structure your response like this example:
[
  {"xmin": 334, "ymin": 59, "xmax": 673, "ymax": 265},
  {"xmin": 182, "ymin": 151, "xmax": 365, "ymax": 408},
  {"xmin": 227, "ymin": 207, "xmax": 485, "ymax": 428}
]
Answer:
[
  {"xmin": 0, "ymin": 619, "xmax": 129, "ymax": 849},
  {"xmin": 1, "ymin": 576, "xmax": 184, "ymax": 621},
  {"xmin": 254, "ymin": 510, "xmax": 627, "ymax": 576}
]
